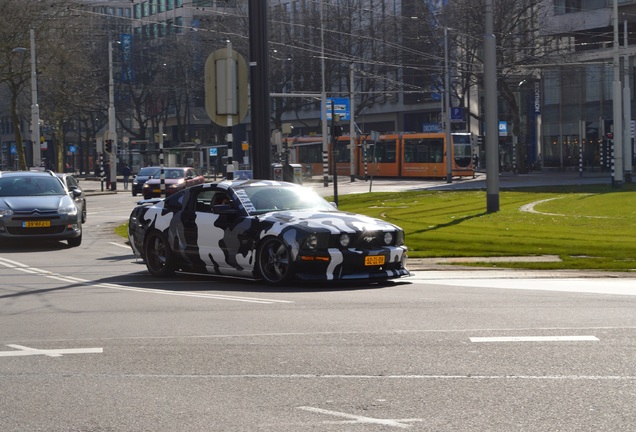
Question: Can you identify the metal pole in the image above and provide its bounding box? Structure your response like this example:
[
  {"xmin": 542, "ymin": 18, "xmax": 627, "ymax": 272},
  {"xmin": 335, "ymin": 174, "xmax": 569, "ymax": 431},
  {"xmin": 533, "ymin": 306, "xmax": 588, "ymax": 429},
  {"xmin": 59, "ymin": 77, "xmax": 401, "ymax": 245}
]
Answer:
[
  {"xmin": 30, "ymin": 28, "xmax": 41, "ymax": 168},
  {"xmin": 612, "ymin": 0, "xmax": 624, "ymax": 187},
  {"xmin": 108, "ymin": 39, "xmax": 118, "ymax": 190},
  {"xmin": 331, "ymin": 101, "xmax": 338, "ymax": 205},
  {"xmin": 320, "ymin": 0, "xmax": 329, "ymax": 187},
  {"xmin": 350, "ymin": 63, "xmax": 356, "ymax": 182},
  {"xmin": 226, "ymin": 41, "xmax": 234, "ymax": 180},
  {"xmin": 484, "ymin": 0, "xmax": 499, "ymax": 212},
  {"xmin": 159, "ymin": 122, "xmax": 165, "ymax": 196},
  {"xmin": 444, "ymin": 27, "xmax": 453, "ymax": 183},
  {"xmin": 248, "ymin": 0, "xmax": 271, "ymax": 179},
  {"xmin": 623, "ymin": 19, "xmax": 633, "ymax": 181}
]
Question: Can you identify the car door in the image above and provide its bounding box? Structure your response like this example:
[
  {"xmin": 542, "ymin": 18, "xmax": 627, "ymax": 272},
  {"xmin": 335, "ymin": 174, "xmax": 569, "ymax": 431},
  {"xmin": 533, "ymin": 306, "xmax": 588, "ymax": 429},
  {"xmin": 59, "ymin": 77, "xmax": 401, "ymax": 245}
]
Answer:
[
  {"xmin": 64, "ymin": 175, "xmax": 84, "ymax": 213},
  {"xmin": 182, "ymin": 186, "xmax": 254, "ymax": 277}
]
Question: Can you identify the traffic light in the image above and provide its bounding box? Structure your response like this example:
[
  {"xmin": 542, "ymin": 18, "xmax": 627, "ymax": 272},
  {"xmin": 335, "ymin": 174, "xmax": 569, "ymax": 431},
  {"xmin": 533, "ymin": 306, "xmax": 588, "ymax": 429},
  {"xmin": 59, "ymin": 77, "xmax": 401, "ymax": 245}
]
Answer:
[{"xmin": 105, "ymin": 140, "xmax": 112, "ymax": 153}]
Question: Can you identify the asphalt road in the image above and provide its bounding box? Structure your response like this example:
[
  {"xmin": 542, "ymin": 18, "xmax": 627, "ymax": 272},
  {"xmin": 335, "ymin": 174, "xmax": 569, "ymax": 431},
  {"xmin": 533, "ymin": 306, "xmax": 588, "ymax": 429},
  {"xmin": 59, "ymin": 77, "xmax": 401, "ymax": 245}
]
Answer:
[{"xmin": 1, "ymin": 192, "xmax": 635, "ymax": 431}]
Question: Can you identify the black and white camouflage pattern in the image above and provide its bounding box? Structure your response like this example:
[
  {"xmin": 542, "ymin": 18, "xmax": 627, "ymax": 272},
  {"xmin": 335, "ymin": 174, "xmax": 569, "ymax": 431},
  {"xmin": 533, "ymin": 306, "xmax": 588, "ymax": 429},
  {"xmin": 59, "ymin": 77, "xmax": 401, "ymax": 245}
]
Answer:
[{"xmin": 129, "ymin": 180, "xmax": 409, "ymax": 282}]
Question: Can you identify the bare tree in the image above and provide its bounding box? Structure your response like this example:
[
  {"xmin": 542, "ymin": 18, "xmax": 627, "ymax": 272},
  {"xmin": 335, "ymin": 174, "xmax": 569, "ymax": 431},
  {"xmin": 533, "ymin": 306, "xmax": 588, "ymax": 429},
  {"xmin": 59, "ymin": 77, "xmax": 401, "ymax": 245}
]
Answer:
[
  {"xmin": 440, "ymin": 0, "xmax": 566, "ymax": 171},
  {"xmin": 0, "ymin": 0, "xmax": 71, "ymax": 170}
]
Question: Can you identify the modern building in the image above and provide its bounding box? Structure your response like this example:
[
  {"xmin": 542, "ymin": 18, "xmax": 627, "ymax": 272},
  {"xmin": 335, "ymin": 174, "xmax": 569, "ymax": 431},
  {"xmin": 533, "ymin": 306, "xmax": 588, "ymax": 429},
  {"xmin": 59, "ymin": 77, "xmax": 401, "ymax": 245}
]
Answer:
[{"xmin": 537, "ymin": 0, "xmax": 636, "ymax": 172}]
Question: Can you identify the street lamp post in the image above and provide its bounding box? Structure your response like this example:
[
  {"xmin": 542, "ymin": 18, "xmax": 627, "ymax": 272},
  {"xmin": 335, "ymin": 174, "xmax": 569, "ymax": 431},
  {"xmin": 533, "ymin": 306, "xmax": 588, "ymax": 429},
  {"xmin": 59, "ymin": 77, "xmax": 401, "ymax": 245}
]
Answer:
[
  {"xmin": 108, "ymin": 38, "xmax": 118, "ymax": 190},
  {"xmin": 29, "ymin": 28, "xmax": 41, "ymax": 168}
]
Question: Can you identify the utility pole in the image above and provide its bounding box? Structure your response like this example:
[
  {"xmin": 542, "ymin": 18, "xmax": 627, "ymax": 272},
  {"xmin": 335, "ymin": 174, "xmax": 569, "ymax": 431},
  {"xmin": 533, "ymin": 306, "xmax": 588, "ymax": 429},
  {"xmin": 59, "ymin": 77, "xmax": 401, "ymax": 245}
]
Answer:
[
  {"xmin": 484, "ymin": 0, "xmax": 499, "ymax": 212},
  {"xmin": 444, "ymin": 27, "xmax": 452, "ymax": 184},
  {"xmin": 612, "ymin": 0, "xmax": 624, "ymax": 187},
  {"xmin": 623, "ymin": 19, "xmax": 633, "ymax": 182},
  {"xmin": 108, "ymin": 39, "xmax": 118, "ymax": 190},
  {"xmin": 30, "ymin": 28, "xmax": 41, "ymax": 168},
  {"xmin": 320, "ymin": 0, "xmax": 329, "ymax": 187}
]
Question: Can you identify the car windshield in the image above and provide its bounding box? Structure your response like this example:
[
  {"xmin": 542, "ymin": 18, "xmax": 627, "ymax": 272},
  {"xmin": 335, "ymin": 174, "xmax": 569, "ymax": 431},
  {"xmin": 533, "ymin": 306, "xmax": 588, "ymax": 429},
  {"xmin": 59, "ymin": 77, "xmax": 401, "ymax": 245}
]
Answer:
[
  {"xmin": 138, "ymin": 167, "xmax": 160, "ymax": 177},
  {"xmin": 237, "ymin": 184, "xmax": 336, "ymax": 215},
  {"xmin": 0, "ymin": 176, "xmax": 66, "ymax": 197}
]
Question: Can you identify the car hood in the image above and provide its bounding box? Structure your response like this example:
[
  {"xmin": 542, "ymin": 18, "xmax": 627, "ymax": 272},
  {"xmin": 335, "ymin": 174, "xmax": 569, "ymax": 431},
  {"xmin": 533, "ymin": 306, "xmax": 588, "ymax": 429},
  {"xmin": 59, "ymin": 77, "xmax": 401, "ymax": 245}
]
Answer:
[
  {"xmin": 0, "ymin": 195, "xmax": 70, "ymax": 212},
  {"xmin": 257, "ymin": 209, "xmax": 401, "ymax": 234}
]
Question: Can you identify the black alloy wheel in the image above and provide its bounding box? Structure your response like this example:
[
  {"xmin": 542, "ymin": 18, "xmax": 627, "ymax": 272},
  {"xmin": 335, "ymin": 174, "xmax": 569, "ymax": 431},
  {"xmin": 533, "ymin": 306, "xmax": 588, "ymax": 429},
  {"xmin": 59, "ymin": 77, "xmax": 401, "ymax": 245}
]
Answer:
[
  {"xmin": 257, "ymin": 237, "xmax": 294, "ymax": 285},
  {"xmin": 143, "ymin": 230, "xmax": 176, "ymax": 277}
]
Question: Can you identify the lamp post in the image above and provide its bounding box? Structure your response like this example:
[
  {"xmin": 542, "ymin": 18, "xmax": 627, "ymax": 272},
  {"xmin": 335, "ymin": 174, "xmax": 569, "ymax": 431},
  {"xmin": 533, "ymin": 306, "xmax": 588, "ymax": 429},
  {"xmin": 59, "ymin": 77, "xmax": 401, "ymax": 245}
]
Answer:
[
  {"xmin": 108, "ymin": 38, "xmax": 118, "ymax": 190},
  {"xmin": 444, "ymin": 27, "xmax": 453, "ymax": 184},
  {"xmin": 29, "ymin": 28, "xmax": 41, "ymax": 168},
  {"xmin": 13, "ymin": 28, "xmax": 41, "ymax": 168}
]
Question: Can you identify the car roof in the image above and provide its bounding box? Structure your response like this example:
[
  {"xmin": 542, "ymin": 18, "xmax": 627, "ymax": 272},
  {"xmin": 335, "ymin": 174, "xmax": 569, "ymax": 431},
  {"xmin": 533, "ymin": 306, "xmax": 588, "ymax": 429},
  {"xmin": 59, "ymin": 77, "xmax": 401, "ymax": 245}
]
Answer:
[{"xmin": 0, "ymin": 170, "xmax": 57, "ymax": 178}]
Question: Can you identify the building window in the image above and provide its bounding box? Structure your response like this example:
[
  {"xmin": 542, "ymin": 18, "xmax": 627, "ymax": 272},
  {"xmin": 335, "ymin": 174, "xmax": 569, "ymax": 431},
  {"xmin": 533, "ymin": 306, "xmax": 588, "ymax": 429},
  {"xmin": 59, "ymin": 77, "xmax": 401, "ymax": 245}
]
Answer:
[
  {"xmin": 554, "ymin": 0, "xmax": 606, "ymax": 15},
  {"xmin": 158, "ymin": 0, "xmax": 165, "ymax": 13},
  {"xmin": 167, "ymin": 0, "xmax": 173, "ymax": 11},
  {"xmin": 142, "ymin": 2, "xmax": 149, "ymax": 17},
  {"xmin": 175, "ymin": 16, "xmax": 183, "ymax": 33}
]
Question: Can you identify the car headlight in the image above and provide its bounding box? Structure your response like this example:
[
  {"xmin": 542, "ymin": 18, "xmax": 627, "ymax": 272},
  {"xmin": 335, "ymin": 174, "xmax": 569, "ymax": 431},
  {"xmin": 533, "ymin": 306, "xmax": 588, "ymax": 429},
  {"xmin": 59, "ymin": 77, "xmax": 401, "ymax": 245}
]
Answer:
[
  {"xmin": 383, "ymin": 232, "xmax": 393, "ymax": 245},
  {"xmin": 0, "ymin": 208, "xmax": 14, "ymax": 216},
  {"xmin": 339, "ymin": 233, "xmax": 350, "ymax": 248},
  {"xmin": 303, "ymin": 234, "xmax": 319, "ymax": 250},
  {"xmin": 59, "ymin": 203, "xmax": 78, "ymax": 215}
]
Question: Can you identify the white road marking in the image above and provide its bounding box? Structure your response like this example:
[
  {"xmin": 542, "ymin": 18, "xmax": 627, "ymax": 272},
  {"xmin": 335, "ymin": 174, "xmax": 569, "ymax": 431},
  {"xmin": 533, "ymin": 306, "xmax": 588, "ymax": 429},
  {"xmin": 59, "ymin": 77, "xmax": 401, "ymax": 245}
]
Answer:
[
  {"xmin": 470, "ymin": 335, "xmax": 599, "ymax": 343},
  {"xmin": 0, "ymin": 257, "xmax": 292, "ymax": 304},
  {"xmin": 415, "ymin": 276, "xmax": 636, "ymax": 296},
  {"xmin": 61, "ymin": 373, "xmax": 636, "ymax": 381},
  {"xmin": 0, "ymin": 344, "xmax": 102, "ymax": 358},
  {"xmin": 298, "ymin": 406, "xmax": 422, "ymax": 429},
  {"xmin": 109, "ymin": 241, "xmax": 131, "ymax": 249}
]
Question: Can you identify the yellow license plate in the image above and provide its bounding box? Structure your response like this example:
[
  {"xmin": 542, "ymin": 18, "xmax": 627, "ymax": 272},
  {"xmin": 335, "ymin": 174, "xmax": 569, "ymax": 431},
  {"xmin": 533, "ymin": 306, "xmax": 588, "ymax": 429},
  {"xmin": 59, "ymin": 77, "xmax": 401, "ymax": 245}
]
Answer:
[
  {"xmin": 152, "ymin": 189, "xmax": 161, "ymax": 193},
  {"xmin": 364, "ymin": 255, "xmax": 385, "ymax": 266},
  {"xmin": 23, "ymin": 220, "xmax": 51, "ymax": 228}
]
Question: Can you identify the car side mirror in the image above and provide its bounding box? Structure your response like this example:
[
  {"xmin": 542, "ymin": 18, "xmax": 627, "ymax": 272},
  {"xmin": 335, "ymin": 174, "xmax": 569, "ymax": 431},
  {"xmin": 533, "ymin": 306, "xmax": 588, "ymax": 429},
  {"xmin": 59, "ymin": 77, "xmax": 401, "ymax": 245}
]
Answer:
[{"xmin": 72, "ymin": 189, "xmax": 83, "ymax": 198}]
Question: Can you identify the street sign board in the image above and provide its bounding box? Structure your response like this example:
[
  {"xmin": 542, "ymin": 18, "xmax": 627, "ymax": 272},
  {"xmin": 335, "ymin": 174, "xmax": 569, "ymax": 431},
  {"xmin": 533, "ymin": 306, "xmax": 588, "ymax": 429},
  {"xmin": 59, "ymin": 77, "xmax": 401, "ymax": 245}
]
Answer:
[
  {"xmin": 451, "ymin": 107, "xmax": 463, "ymax": 122},
  {"xmin": 326, "ymin": 98, "xmax": 350, "ymax": 121}
]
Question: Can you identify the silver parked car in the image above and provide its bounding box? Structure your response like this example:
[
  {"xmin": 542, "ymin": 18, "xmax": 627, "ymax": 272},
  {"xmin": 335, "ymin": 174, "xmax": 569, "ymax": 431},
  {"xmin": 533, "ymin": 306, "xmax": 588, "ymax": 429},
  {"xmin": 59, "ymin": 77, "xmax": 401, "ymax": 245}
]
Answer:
[{"xmin": 0, "ymin": 171, "xmax": 82, "ymax": 247}]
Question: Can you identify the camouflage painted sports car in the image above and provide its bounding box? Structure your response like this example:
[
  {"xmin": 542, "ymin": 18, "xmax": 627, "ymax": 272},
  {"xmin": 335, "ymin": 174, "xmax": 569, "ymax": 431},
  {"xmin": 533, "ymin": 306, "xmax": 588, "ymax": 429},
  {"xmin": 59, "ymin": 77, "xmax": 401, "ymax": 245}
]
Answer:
[{"xmin": 128, "ymin": 180, "xmax": 409, "ymax": 285}]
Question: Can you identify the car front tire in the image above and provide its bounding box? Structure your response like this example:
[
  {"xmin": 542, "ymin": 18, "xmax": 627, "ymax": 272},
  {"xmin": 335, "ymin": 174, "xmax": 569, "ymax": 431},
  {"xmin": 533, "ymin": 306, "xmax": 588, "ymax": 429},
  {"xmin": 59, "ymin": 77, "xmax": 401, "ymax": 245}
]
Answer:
[
  {"xmin": 256, "ymin": 237, "xmax": 294, "ymax": 286},
  {"xmin": 68, "ymin": 232, "xmax": 82, "ymax": 248},
  {"xmin": 143, "ymin": 230, "xmax": 176, "ymax": 277}
]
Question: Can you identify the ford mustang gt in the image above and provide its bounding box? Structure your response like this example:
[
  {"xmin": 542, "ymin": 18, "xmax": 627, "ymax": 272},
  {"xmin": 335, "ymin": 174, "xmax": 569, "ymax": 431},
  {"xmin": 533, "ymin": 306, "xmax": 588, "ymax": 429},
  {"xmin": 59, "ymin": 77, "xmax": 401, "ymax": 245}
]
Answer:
[{"xmin": 128, "ymin": 180, "xmax": 409, "ymax": 285}]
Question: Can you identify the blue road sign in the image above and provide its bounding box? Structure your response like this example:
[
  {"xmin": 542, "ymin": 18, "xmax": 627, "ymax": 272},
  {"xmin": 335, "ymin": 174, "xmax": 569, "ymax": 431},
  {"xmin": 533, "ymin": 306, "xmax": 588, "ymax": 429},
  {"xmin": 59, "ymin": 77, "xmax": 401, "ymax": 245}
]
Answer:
[
  {"xmin": 326, "ymin": 97, "xmax": 350, "ymax": 121},
  {"xmin": 451, "ymin": 107, "xmax": 463, "ymax": 122}
]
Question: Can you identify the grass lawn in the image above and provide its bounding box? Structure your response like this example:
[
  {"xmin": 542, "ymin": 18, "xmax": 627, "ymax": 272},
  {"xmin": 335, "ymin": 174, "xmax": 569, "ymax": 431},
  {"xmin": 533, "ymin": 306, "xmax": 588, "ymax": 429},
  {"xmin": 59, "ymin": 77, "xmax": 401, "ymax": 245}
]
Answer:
[{"xmin": 330, "ymin": 183, "xmax": 636, "ymax": 271}]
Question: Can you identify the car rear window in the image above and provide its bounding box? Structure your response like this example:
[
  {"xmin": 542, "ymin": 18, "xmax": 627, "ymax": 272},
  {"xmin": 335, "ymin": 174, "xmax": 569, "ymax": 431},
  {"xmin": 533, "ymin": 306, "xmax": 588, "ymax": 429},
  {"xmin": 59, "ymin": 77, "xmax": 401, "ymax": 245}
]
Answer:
[{"xmin": 138, "ymin": 167, "xmax": 160, "ymax": 176}]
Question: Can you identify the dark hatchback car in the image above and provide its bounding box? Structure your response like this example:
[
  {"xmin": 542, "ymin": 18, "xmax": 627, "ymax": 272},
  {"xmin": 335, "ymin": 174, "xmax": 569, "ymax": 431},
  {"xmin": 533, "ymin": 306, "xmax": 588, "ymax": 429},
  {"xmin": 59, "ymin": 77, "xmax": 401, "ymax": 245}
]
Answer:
[
  {"xmin": 0, "ymin": 170, "xmax": 83, "ymax": 247},
  {"xmin": 131, "ymin": 166, "xmax": 160, "ymax": 197},
  {"xmin": 56, "ymin": 173, "xmax": 87, "ymax": 223}
]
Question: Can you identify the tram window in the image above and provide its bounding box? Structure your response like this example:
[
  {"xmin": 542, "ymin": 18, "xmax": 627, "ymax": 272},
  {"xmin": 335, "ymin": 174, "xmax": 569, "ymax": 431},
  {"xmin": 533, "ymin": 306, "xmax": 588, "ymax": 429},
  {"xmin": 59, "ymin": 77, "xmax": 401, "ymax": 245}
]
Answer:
[
  {"xmin": 335, "ymin": 143, "xmax": 350, "ymax": 163},
  {"xmin": 454, "ymin": 143, "xmax": 472, "ymax": 157},
  {"xmin": 404, "ymin": 138, "xmax": 443, "ymax": 163},
  {"xmin": 374, "ymin": 141, "xmax": 396, "ymax": 163},
  {"xmin": 299, "ymin": 145, "xmax": 321, "ymax": 163}
]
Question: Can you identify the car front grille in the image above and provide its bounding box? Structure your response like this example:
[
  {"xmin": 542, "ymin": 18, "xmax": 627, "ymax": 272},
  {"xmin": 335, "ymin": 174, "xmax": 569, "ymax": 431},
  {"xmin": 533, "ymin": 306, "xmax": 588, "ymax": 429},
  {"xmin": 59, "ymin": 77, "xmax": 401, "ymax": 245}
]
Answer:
[
  {"xmin": 6, "ymin": 225, "xmax": 67, "ymax": 235},
  {"xmin": 329, "ymin": 231, "xmax": 393, "ymax": 249}
]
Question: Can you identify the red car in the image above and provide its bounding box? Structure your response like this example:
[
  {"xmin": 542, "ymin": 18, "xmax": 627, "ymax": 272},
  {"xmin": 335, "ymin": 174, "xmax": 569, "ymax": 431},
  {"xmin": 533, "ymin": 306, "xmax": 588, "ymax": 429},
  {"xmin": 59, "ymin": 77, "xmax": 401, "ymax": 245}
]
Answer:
[{"xmin": 142, "ymin": 167, "xmax": 205, "ymax": 199}]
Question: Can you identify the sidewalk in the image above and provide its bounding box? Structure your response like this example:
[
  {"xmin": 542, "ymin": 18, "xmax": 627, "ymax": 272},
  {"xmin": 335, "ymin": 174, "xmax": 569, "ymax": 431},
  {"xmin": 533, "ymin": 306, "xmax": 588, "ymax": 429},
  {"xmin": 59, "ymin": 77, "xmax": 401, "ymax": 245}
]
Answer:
[{"xmin": 82, "ymin": 169, "xmax": 618, "ymax": 196}]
